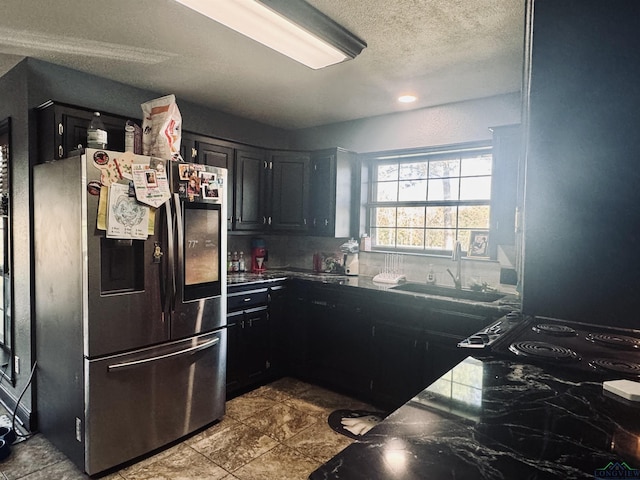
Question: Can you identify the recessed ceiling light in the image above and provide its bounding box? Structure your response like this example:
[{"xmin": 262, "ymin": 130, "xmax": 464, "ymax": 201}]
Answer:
[{"xmin": 398, "ymin": 95, "xmax": 417, "ymax": 103}]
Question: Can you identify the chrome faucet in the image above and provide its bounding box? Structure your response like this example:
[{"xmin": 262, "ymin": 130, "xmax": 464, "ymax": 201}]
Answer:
[{"xmin": 446, "ymin": 241, "xmax": 463, "ymax": 289}]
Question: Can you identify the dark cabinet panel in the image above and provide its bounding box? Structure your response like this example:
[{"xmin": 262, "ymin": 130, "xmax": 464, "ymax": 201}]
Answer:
[
  {"xmin": 310, "ymin": 148, "xmax": 356, "ymax": 237},
  {"xmin": 521, "ymin": 0, "xmax": 640, "ymax": 327},
  {"xmin": 270, "ymin": 151, "xmax": 311, "ymax": 232},
  {"xmin": 234, "ymin": 148, "xmax": 268, "ymax": 231},
  {"xmin": 242, "ymin": 307, "xmax": 271, "ymax": 381},
  {"xmin": 306, "ymin": 289, "xmax": 371, "ymax": 397},
  {"xmin": 36, "ymin": 101, "xmax": 129, "ymax": 163},
  {"xmin": 226, "ymin": 283, "xmax": 283, "ymax": 397},
  {"xmin": 489, "ymin": 124, "xmax": 521, "ymax": 257}
]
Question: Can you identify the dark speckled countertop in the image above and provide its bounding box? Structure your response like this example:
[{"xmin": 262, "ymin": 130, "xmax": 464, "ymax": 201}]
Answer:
[
  {"xmin": 227, "ymin": 270, "xmax": 639, "ymax": 478},
  {"xmin": 309, "ymin": 355, "xmax": 640, "ymax": 479},
  {"xmin": 227, "ymin": 269, "xmax": 520, "ymax": 315}
]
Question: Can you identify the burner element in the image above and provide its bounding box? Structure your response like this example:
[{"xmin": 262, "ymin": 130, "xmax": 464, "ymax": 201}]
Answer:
[
  {"xmin": 586, "ymin": 333, "xmax": 640, "ymax": 350},
  {"xmin": 508, "ymin": 341, "xmax": 581, "ymax": 362},
  {"xmin": 589, "ymin": 359, "xmax": 640, "ymax": 377},
  {"xmin": 532, "ymin": 324, "xmax": 578, "ymax": 337}
]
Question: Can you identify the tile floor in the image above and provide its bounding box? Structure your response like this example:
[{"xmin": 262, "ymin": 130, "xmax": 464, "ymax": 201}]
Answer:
[{"xmin": 0, "ymin": 378, "xmax": 376, "ymax": 480}]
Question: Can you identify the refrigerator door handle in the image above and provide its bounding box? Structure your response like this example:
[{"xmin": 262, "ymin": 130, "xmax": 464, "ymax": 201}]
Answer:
[
  {"xmin": 107, "ymin": 337, "xmax": 219, "ymax": 372},
  {"xmin": 164, "ymin": 198, "xmax": 176, "ymax": 316},
  {"xmin": 173, "ymin": 193, "xmax": 184, "ymax": 312}
]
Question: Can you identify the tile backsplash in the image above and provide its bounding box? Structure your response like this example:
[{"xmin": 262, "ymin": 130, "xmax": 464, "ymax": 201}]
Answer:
[{"xmin": 228, "ymin": 234, "xmax": 510, "ymax": 291}]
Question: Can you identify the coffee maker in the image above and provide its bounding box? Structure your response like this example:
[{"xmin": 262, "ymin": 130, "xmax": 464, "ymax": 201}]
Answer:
[{"xmin": 251, "ymin": 238, "xmax": 267, "ymax": 273}]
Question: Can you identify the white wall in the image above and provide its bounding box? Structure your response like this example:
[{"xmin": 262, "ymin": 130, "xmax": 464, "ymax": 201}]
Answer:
[{"xmin": 290, "ymin": 92, "xmax": 522, "ymax": 153}]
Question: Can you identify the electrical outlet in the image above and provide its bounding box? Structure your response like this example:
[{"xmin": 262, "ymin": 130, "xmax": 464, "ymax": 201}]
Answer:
[
  {"xmin": 14, "ymin": 355, "xmax": 19, "ymax": 375},
  {"xmin": 75, "ymin": 417, "xmax": 82, "ymax": 442}
]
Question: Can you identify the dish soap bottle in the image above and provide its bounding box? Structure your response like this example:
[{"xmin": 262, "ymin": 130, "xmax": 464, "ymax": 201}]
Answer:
[
  {"xmin": 426, "ymin": 264, "xmax": 436, "ymax": 285},
  {"xmin": 87, "ymin": 112, "xmax": 108, "ymax": 149}
]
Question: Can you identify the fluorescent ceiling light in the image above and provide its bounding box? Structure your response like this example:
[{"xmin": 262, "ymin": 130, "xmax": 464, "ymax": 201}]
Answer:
[{"xmin": 175, "ymin": 0, "xmax": 366, "ymax": 69}]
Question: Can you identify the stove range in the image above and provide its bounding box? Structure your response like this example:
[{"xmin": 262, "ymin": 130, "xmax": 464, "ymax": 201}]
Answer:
[{"xmin": 461, "ymin": 315, "xmax": 640, "ymax": 379}]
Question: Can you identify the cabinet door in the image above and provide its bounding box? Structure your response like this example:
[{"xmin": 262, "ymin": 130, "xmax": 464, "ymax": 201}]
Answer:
[
  {"xmin": 424, "ymin": 332, "xmax": 468, "ymax": 385},
  {"xmin": 197, "ymin": 141, "xmax": 234, "ymax": 169},
  {"xmin": 279, "ymin": 282, "xmax": 309, "ymax": 378},
  {"xmin": 489, "ymin": 125, "xmax": 521, "ymax": 257},
  {"xmin": 225, "ymin": 313, "xmax": 243, "ymax": 395},
  {"xmin": 181, "ymin": 132, "xmax": 197, "ymax": 163},
  {"xmin": 310, "ymin": 151, "xmax": 336, "ymax": 236},
  {"xmin": 270, "ymin": 152, "xmax": 310, "ymax": 231},
  {"xmin": 37, "ymin": 103, "xmax": 129, "ymax": 162},
  {"xmin": 307, "ymin": 291, "xmax": 371, "ymax": 397},
  {"xmin": 370, "ymin": 322, "xmax": 425, "ymax": 409},
  {"xmin": 242, "ymin": 307, "xmax": 270, "ymax": 382},
  {"xmin": 234, "ymin": 148, "xmax": 267, "ymax": 231},
  {"xmin": 369, "ymin": 298, "xmax": 426, "ymax": 409},
  {"xmin": 268, "ymin": 285, "xmax": 287, "ymax": 376},
  {"xmin": 197, "ymin": 140, "xmax": 235, "ymax": 228},
  {"xmin": 310, "ymin": 148, "xmax": 355, "ymax": 237}
]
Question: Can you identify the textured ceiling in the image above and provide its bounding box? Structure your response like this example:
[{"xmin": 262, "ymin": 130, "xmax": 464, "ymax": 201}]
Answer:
[{"xmin": 0, "ymin": 0, "xmax": 525, "ymax": 129}]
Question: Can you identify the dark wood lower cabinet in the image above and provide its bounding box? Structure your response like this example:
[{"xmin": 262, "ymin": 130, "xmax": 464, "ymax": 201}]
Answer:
[
  {"xmin": 306, "ymin": 291, "xmax": 371, "ymax": 399},
  {"xmin": 235, "ymin": 280, "xmax": 499, "ymax": 409},
  {"xmin": 370, "ymin": 321, "xmax": 426, "ymax": 409},
  {"xmin": 226, "ymin": 281, "xmax": 285, "ymax": 397}
]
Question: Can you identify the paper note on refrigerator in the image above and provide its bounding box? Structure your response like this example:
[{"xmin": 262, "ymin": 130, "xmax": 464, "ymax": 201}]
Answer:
[
  {"xmin": 132, "ymin": 157, "xmax": 171, "ymax": 208},
  {"xmin": 106, "ymin": 182, "xmax": 149, "ymax": 239}
]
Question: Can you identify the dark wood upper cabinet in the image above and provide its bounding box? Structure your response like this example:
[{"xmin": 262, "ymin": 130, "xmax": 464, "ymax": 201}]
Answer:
[
  {"xmin": 36, "ymin": 101, "xmax": 128, "ymax": 162},
  {"xmin": 234, "ymin": 147, "xmax": 268, "ymax": 232},
  {"xmin": 269, "ymin": 151, "xmax": 311, "ymax": 232},
  {"xmin": 310, "ymin": 148, "xmax": 356, "ymax": 238}
]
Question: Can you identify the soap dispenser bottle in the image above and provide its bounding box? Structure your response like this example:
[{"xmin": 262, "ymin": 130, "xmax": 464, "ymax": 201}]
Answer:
[{"xmin": 427, "ymin": 264, "xmax": 436, "ymax": 284}]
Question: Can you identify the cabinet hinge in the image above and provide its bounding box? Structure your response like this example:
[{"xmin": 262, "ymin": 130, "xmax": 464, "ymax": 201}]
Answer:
[
  {"xmin": 58, "ymin": 122, "xmax": 64, "ymax": 136},
  {"xmin": 369, "ymin": 379, "xmax": 374, "ymax": 391},
  {"xmin": 371, "ymin": 325, "xmax": 376, "ymax": 337},
  {"xmin": 266, "ymin": 360, "xmax": 271, "ymax": 370},
  {"xmin": 192, "ymin": 147, "xmax": 198, "ymax": 159}
]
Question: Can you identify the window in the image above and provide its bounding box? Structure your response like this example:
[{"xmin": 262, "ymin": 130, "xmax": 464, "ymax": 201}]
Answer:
[{"xmin": 365, "ymin": 142, "xmax": 492, "ymax": 255}]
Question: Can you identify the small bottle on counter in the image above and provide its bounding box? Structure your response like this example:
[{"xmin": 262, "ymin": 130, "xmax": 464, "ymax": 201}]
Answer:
[
  {"xmin": 87, "ymin": 112, "xmax": 108, "ymax": 149},
  {"xmin": 231, "ymin": 251, "xmax": 239, "ymax": 272},
  {"xmin": 426, "ymin": 264, "xmax": 436, "ymax": 284},
  {"xmin": 238, "ymin": 251, "xmax": 246, "ymax": 272},
  {"xmin": 227, "ymin": 252, "xmax": 233, "ymax": 273}
]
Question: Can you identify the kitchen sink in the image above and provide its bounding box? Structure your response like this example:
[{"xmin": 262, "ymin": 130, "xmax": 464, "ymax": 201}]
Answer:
[{"xmin": 389, "ymin": 283, "xmax": 506, "ymax": 302}]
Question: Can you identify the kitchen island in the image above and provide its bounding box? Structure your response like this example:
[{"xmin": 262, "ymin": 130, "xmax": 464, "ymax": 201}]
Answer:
[{"xmin": 309, "ymin": 354, "xmax": 640, "ymax": 479}]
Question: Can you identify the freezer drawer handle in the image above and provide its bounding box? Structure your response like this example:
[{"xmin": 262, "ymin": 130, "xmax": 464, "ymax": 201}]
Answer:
[{"xmin": 107, "ymin": 337, "xmax": 219, "ymax": 372}]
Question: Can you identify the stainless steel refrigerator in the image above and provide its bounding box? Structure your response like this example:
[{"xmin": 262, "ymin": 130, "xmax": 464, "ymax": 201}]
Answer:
[{"xmin": 33, "ymin": 149, "xmax": 227, "ymax": 475}]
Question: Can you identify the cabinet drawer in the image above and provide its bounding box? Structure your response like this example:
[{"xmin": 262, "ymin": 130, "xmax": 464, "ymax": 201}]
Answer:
[{"xmin": 227, "ymin": 288, "xmax": 268, "ymax": 312}]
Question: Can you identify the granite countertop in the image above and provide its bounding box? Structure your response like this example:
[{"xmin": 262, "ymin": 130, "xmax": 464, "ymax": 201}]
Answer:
[
  {"xmin": 227, "ymin": 269, "xmax": 520, "ymax": 314},
  {"xmin": 309, "ymin": 355, "xmax": 640, "ymax": 479}
]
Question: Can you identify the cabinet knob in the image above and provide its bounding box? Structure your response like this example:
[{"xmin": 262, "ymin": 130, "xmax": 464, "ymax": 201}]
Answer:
[{"xmin": 324, "ymin": 219, "xmax": 329, "ymax": 226}]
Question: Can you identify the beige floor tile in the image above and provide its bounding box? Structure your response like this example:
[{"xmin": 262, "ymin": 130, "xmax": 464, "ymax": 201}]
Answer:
[
  {"xmin": 264, "ymin": 377, "xmax": 314, "ymax": 398},
  {"xmin": 190, "ymin": 422, "xmax": 278, "ymax": 472},
  {"xmin": 225, "ymin": 395, "xmax": 277, "ymax": 421},
  {"xmin": 0, "ymin": 434, "xmax": 70, "ymax": 479},
  {"xmin": 184, "ymin": 416, "xmax": 243, "ymax": 446},
  {"xmin": 117, "ymin": 445, "xmax": 228, "ymax": 480},
  {"xmin": 284, "ymin": 421, "xmax": 353, "ymax": 464},
  {"xmin": 242, "ymin": 403, "xmax": 318, "ymax": 442},
  {"xmin": 284, "ymin": 384, "xmax": 375, "ymax": 419},
  {"xmin": 232, "ymin": 444, "xmax": 320, "ymax": 480}
]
